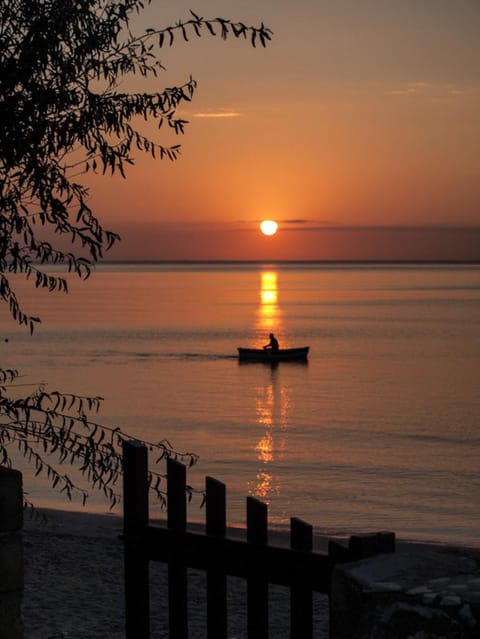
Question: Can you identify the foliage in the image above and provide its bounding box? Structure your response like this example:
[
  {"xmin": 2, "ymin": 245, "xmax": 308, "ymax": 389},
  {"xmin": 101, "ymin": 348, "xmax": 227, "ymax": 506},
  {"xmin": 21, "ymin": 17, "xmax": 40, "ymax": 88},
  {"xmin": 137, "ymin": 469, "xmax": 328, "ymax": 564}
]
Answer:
[{"xmin": 0, "ymin": 0, "xmax": 271, "ymax": 507}]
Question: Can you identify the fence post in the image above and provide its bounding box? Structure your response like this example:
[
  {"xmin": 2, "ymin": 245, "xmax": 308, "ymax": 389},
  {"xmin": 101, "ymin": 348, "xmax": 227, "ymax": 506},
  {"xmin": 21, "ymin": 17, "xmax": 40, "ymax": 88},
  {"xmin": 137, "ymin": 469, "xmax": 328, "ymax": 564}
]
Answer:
[
  {"xmin": 123, "ymin": 440, "xmax": 150, "ymax": 639},
  {"xmin": 0, "ymin": 467, "xmax": 23, "ymax": 639},
  {"xmin": 247, "ymin": 497, "xmax": 268, "ymax": 638},
  {"xmin": 167, "ymin": 458, "xmax": 188, "ymax": 639},
  {"xmin": 290, "ymin": 517, "xmax": 313, "ymax": 639},
  {"xmin": 206, "ymin": 476, "xmax": 227, "ymax": 639}
]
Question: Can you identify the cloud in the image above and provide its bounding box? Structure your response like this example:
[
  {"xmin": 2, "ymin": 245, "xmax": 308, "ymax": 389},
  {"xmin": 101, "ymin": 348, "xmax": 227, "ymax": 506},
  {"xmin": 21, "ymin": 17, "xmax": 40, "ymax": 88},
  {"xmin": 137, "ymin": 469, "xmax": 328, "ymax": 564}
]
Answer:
[
  {"xmin": 390, "ymin": 82, "xmax": 434, "ymax": 96},
  {"xmin": 194, "ymin": 110, "xmax": 242, "ymax": 118},
  {"xmin": 390, "ymin": 82, "xmax": 475, "ymax": 98},
  {"xmin": 281, "ymin": 219, "xmax": 341, "ymax": 229}
]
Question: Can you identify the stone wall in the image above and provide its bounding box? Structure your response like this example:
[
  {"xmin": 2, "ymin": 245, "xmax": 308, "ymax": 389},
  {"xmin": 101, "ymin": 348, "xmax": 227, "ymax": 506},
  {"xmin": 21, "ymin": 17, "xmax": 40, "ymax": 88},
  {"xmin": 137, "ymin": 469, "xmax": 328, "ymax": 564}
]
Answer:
[
  {"xmin": 331, "ymin": 541, "xmax": 480, "ymax": 639},
  {"xmin": 0, "ymin": 467, "xmax": 23, "ymax": 639}
]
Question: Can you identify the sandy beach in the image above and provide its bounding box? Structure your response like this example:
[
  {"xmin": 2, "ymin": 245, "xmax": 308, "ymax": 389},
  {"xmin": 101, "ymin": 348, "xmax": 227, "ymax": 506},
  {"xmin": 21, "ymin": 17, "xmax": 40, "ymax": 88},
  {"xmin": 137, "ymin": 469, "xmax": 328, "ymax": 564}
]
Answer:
[
  {"xmin": 22, "ymin": 508, "xmax": 330, "ymax": 639},
  {"xmin": 23, "ymin": 509, "xmax": 127, "ymax": 639}
]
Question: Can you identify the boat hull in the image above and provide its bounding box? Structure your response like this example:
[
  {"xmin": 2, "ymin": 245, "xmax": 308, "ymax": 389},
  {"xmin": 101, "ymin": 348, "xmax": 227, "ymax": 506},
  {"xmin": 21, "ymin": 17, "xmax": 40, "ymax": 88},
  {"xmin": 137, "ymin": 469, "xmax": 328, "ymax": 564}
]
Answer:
[{"xmin": 237, "ymin": 347, "xmax": 309, "ymax": 363}]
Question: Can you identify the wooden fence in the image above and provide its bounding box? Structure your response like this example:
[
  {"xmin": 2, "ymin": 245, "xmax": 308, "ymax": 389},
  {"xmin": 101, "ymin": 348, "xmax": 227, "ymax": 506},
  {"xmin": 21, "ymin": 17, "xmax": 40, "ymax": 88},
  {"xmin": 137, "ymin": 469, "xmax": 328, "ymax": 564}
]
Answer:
[{"xmin": 122, "ymin": 440, "xmax": 395, "ymax": 639}]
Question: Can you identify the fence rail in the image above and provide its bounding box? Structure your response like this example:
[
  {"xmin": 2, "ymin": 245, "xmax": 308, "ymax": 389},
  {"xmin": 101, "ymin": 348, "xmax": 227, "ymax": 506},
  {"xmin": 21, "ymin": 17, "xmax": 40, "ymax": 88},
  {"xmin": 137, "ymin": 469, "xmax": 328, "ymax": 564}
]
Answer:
[{"xmin": 122, "ymin": 440, "xmax": 395, "ymax": 639}]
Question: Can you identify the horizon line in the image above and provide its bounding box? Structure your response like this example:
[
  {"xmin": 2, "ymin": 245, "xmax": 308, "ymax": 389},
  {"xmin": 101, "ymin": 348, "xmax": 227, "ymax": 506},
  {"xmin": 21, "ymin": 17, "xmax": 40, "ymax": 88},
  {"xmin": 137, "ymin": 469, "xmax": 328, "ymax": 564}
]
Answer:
[{"xmin": 96, "ymin": 259, "xmax": 480, "ymax": 265}]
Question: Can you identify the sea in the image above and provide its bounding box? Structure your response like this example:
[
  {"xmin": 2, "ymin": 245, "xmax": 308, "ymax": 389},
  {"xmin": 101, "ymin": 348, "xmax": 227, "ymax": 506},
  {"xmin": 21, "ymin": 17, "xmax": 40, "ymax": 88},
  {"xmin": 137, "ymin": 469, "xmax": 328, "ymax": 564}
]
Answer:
[{"xmin": 2, "ymin": 262, "xmax": 479, "ymax": 548}]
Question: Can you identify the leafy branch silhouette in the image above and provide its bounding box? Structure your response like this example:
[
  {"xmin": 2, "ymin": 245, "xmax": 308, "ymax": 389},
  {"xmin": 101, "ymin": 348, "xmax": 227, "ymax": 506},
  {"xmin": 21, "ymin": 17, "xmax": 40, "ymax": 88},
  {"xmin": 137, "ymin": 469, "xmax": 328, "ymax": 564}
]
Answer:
[{"xmin": 0, "ymin": 0, "xmax": 270, "ymax": 508}]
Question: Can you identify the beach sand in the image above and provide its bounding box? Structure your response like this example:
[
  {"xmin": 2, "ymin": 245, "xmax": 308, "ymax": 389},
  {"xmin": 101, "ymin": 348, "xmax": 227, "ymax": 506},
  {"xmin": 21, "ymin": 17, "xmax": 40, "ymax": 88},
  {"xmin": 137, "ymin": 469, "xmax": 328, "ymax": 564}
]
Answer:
[{"xmin": 22, "ymin": 508, "xmax": 330, "ymax": 639}]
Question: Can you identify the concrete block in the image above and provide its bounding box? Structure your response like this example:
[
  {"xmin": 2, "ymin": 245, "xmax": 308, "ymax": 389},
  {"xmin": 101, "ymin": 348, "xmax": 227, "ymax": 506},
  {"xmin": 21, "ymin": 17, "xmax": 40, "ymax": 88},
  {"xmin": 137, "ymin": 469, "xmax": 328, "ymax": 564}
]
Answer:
[{"xmin": 330, "ymin": 545, "xmax": 480, "ymax": 639}]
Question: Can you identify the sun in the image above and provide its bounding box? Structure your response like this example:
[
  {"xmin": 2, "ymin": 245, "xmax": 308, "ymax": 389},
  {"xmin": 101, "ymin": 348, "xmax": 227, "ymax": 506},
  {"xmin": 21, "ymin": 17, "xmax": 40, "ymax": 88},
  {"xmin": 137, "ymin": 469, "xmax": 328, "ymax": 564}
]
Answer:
[{"xmin": 260, "ymin": 220, "xmax": 278, "ymax": 236}]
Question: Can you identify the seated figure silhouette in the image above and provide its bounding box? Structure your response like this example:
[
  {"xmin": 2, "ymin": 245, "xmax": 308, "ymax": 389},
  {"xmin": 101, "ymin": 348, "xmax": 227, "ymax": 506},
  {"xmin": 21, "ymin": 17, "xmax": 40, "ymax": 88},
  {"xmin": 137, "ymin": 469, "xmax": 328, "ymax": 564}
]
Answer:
[{"xmin": 263, "ymin": 333, "xmax": 279, "ymax": 351}]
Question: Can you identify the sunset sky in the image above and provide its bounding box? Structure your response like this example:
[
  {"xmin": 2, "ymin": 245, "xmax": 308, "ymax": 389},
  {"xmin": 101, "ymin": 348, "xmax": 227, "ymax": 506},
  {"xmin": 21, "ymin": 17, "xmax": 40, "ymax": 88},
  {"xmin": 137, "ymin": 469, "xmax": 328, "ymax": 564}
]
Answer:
[{"xmin": 85, "ymin": 0, "xmax": 480, "ymax": 261}]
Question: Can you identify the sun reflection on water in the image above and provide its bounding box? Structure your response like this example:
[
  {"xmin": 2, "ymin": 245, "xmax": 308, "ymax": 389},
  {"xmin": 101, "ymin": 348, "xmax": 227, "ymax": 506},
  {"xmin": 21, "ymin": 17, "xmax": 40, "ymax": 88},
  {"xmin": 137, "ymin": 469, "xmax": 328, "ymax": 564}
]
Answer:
[
  {"xmin": 251, "ymin": 369, "xmax": 291, "ymax": 506},
  {"xmin": 257, "ymin": 271, "xmax": 280, "ymax": 333},
  {"xmin": 248, "ymin": 270, "xmax": 291, "ymax": 510},
  {"xmin": 255, "ymin": 431, "xmax": 274, "ymax": 464},
  {"xmin": 260, "ymin": 272, "xmax": 278, "ymax": 306}
]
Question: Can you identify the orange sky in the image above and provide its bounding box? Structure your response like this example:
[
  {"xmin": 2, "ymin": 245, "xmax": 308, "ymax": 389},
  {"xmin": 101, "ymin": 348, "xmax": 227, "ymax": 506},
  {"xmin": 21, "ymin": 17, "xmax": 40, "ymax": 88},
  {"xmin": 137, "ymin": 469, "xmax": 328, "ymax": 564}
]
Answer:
[{"xmin": 83, "ymin": 1, "xmax": 480, "ymax": 261}]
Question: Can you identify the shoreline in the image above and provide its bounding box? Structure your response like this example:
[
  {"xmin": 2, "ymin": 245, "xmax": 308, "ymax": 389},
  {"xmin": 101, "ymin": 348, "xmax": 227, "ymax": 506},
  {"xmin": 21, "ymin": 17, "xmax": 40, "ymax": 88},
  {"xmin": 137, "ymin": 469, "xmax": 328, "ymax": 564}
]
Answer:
[
  {"xmin": 22, "ymin": 508, "xmax": 479, "ymax": 639},
  {"xmin": 24, "ymin": 505, "xmax": 480, "ymax": 554}
]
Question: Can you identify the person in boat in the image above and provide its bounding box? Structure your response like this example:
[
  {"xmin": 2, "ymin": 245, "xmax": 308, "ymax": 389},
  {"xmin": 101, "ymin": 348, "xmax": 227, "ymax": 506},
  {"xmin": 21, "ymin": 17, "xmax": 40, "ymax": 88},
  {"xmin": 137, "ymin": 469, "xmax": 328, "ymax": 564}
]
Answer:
[{"xmin": 263, "ymin": 333, "xmax": 279, "ymax": 351}]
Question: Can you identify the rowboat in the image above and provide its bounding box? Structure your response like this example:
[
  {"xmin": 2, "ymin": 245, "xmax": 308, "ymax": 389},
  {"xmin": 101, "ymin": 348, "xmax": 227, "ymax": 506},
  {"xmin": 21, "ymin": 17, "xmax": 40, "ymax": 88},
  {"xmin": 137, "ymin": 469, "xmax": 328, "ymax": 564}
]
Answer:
[{"xmin": 237, "ymin": 346, "xmax": 309, "ymax": 363}]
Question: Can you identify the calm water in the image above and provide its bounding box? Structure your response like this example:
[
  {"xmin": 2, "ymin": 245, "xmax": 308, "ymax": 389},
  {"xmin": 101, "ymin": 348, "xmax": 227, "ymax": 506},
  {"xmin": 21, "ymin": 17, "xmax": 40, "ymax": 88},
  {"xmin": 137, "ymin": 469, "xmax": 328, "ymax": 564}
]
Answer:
[{"xmin": 2, "ymin": 262, "xmax": 480, "ymax": 548}]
